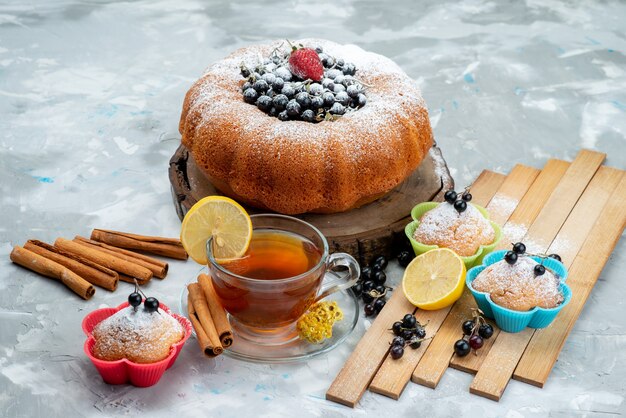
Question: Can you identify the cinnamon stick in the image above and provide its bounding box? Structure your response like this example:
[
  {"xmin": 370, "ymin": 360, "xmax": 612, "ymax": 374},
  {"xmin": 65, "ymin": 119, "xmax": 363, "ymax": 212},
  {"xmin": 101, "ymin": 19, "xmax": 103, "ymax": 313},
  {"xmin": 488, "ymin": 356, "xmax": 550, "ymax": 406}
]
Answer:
[
  {"xmin": 198, "ymin": 274, "xmax": 233, "ymax": 348},
  {"xmin": 91, "ymin": 229, "xmax": 188, "ymax": 260},
  {"xmin": 118, "ymin": 274, "xmax": 150, "ymax": 286},
  {"xmin": 24, "ymin": 240, "xmax": 118, "ymax": 291},
  {"xmin": 10, "ymin": 246, "xmax": 95, "ymax": 300},
  {"xmin": 73, "ymin": 236, "xmax": 168, "ymax": 279},
  {"xmin": 54, "ymin": 238, "xmax": 153, "ymax": 282},
  {"xmin": 187, "ymin": 283, "xmax": 223, "ymax": 356}
]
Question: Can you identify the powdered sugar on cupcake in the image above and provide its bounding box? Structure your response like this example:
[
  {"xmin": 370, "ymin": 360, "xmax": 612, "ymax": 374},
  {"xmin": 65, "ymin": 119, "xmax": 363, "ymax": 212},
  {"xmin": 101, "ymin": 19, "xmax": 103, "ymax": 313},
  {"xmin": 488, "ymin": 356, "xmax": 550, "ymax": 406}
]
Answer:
[
  {"xmin": 472, "ymin": 257, "xmax": 564, "ymax": 311},
  {"xmin": 93, "ymin": 306, "xmax": 184, "ymax": 364},
  {"xmin": 413, "ymin": 203, "xmax": 495, "ymax": 256}
]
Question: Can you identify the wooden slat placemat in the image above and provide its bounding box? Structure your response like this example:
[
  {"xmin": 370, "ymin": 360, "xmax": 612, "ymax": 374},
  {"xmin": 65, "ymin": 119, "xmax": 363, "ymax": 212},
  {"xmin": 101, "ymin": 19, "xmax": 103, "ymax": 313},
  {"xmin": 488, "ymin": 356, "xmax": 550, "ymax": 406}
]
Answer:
[
  {"xmin": 469, "ymin": 150, "xmax": 606, "ymax": 401},
  {"xmin": 410, "ymin": 165, "xmax": 538, "ymax": 388},
  {"xmin": 325, "ymin": 149, "xmax": 625, "ymax": 406},
  {"xmin": 449, "ymin": 159, "xmax": 571, "ymax": 373},
  {"xmin": 513, "ymin": 170, "xmax": 626, "ymax": 387},
  {"xmin": 325, "ymin": 170, "xmax": 504, "ymax": 406},
  {"xmin": 325, "ymin": 288, "xmax": 416, "ymax": 407},
  {"xmin": 368, "ymin": 168, "xmax": 517, "ymax": 398}
]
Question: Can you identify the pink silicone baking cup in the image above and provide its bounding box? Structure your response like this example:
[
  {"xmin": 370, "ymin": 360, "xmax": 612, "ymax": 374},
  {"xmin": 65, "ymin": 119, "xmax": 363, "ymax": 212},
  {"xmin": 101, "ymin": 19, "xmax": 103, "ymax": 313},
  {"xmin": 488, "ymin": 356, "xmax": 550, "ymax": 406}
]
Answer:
[{"xmin": 82, "ymin": 301, "xmax": 192, "ymax": 387}]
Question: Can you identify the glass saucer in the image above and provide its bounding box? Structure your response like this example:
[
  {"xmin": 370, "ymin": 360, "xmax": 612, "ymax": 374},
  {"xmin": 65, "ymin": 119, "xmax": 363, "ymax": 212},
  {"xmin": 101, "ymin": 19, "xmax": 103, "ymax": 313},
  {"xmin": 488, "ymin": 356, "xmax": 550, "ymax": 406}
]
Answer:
[{"xmin": 179, "ymin": 282, "xmax": 359, "ymax": 364}]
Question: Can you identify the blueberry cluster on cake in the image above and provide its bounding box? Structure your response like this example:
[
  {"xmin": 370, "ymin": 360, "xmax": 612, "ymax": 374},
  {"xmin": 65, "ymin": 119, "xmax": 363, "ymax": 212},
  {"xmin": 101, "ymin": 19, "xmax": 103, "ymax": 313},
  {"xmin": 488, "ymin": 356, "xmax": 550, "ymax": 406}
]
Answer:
[
  {"xmin": 180, "ymin": 39, "xmax": 433, "ymax": 214},
  {"xmin": 239, "ymin": 42, "xmax": 367, "ymax": 122}
]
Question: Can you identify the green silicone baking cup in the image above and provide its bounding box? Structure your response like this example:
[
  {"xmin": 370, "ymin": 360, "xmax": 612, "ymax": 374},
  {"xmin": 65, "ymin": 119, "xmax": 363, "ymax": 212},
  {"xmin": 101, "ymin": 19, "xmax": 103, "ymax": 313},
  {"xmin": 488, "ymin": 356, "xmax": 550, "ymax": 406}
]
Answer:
[{"xmin": 405, "ymin": 202, "xmax": 502, "ymax": 269}]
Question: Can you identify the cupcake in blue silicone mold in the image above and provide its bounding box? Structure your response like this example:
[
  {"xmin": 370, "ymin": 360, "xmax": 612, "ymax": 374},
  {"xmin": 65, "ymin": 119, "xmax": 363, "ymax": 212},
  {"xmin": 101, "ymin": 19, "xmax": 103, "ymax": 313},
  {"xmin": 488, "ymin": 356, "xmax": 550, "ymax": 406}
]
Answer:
[{"xmin": 466, "ymin": 249, "xmax": 571, "ymax": 333}]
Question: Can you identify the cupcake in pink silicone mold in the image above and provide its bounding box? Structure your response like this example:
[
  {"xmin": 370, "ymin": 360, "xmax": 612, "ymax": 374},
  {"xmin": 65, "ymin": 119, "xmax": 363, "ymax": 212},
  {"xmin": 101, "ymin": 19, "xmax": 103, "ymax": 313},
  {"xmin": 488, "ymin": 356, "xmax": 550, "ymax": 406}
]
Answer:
[{"xmin": 82, "ymin": 284, "xmax": 191, "ymax": 387}]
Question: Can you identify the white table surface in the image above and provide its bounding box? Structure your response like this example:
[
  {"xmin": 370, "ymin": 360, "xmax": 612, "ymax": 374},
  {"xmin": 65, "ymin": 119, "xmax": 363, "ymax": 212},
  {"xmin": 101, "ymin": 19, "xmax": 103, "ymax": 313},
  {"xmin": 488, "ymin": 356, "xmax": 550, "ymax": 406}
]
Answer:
[{"xmin": 1, "ymin": 0, "xmax": 625, "ymax": 417}]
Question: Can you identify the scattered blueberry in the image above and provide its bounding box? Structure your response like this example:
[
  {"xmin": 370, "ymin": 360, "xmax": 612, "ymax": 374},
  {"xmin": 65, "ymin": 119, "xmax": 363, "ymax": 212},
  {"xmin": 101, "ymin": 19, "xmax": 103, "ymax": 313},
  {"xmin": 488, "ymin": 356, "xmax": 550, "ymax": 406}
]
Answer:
[
  {"xmin": 128, "ymin": 292, "xmax": 142, "ymax": 308},
  {"xmin": 390, "ymin": 345, "xmax": 404, "ymax": 359},
  {"xmin": 512, "ymin": 242, "xmax": 526, "ymax": 254},
  {"xmin": 373, "ymin": 256, "xmax": 388, "ymax": 270},
  {"xmin": 454, "ymin": 339, "xmax": 471, "ymax": 357},
  {"xmin": 548, "ymin": 254, "xmax": 562, "ymax": 262},
  {"xmin": 309, "ymin": 83, "xmax": 323, "ymax": 96},
  {"xmin": 504, "ymin": 250, "xmax": 518, "ymax": 265},
  {"xmin": 295, "ymin": 92, "xmax": 311, "ymax": 108},
  {"xmin": 272, "ymin": 94, "xmax": 288, "ymax": 111},
  {"xmin": 454, "ymin": 200, "xmax": 467, "ymax": 213},
  {"xmin": 281, "ymin": 84, "xmax": 295, "ymax": 99},
  {"xmin": 277, "ymin": 110, "xmax": 289, "ymax": 121},
  {"xmin": 343, "ymin": 62, "xmax": 356, "ymax": 75},
  {"xmin": 322, "ymin": 91, "xmax": 335, "ymax": 106},
  {"xmin": 286, "ymin": 100, "xmax": 301, "ymax": 117},
  {"xmin": 373, "ymin": 298, "xmax": 386, "ymax": 313},
  {"xmin": 462, "ymin": 320, "xmax": 475, "ymax": 336},
  {"xmin": 373, "ymin": 270, "xmax": 387, "ymax": 285},
  {"xmin": 357, "ymin": 93, "xmax": 367, "ymax": 107},
  {"xmin": 272, "ymin": 77, "xmax": 285, "ymax": 92},
  {"xmin": 329, "ymin": 102, "xmax": 345, "ymax": 115},
  {"xmin": 534, "ymin": 264, "xmax": 546, "ymax": 276},
  {"xmin": 253, "ymin": 79, "xmax": 269, "ymax": 93},
  {"xmin": 478, "ymin": 324, "xmax": 494, "ymax": 339},
  {"xmin": 444, "ymin": 190, "xmax": 457, "ymax": 204},
  {"xmin": 335, "ymin": 91, "xmax": 350, "ymax": 106},
  {"xmin": 243, "ymin": 88, "xmax": 258, "ymax": 103},
  {"xmin": 397, "ymin": 251, "xmax": 413, "ymax": 268},
  {"xmin": 144, "ymin": 297, "xmax": 159, "ymax": 313},
  {"xmin": 262, "ymin": 73, "xmax": 276, "ymax": 85},
  {"xmin": 347, "ymin": 84, "xmax": 362, "ymax": 98},
  {"xmin": 301, "ymin": 109, "xmax": 316, "ymax": 122},
  {"xmin": 274, "ymin": 67, "xmax": 292, "ymax": 82},
  {"xmin": 256, "ymin": 95, "xmax": 272, "ymax": 112}
]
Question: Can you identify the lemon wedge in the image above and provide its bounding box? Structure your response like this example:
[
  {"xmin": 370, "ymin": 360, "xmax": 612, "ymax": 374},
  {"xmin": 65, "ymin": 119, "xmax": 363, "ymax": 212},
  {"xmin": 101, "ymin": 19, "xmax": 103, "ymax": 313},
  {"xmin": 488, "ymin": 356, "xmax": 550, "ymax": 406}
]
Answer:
[
  {"xmin": 402, "ymin": 248, "xmax": 466, "ymax": 310},
  {"xmin": 180, "ymin": 196, "xmax": 252, "ymax": 265}
]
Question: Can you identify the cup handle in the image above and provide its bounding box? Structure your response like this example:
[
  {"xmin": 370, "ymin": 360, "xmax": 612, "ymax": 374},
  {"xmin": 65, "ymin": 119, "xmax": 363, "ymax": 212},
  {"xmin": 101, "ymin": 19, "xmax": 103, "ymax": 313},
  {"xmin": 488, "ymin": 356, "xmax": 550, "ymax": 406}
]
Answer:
[{"xmin": 315, "ymin": 253, "xmax": 361, "ymax": 302}]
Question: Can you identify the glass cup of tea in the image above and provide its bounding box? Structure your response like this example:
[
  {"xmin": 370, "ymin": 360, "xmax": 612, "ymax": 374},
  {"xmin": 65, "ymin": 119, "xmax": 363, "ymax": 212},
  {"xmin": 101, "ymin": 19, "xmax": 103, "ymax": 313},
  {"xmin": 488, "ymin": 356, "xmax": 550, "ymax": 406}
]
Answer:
[{"xmin": 206, "ymin": 214, "xmax": 360, "ymax": 345}]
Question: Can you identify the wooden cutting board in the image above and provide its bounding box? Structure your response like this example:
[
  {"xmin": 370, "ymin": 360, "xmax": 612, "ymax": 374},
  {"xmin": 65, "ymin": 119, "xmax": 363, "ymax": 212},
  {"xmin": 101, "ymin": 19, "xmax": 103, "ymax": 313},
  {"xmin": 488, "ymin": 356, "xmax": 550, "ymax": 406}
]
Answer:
[
  {"xmin": 326, "ymin": 149, "xmax": 626, "ymax": 405},
  {"xmin": 168, "ymin": 143, "xmax": 453, "ymax": 265}
]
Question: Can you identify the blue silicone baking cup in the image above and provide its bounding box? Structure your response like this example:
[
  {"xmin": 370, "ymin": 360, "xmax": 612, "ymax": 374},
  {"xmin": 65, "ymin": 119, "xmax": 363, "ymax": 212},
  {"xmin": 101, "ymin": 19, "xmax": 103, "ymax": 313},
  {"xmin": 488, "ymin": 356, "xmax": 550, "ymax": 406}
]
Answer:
[{"xmin": 466, "ymin": 250, "xmax": 571, "ymax": 333}]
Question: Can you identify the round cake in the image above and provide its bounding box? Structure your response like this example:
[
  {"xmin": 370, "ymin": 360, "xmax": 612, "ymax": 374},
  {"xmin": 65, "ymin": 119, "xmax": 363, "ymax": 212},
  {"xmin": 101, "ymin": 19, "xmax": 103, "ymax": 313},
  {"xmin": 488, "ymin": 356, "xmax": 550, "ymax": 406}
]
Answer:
[
  {"xmin": 472, "ymin": 257, "xmax": 564, "ymax": 311},
  {"xmin": 93, "ymin": 305, "xmax": 184, "ymax": 364},
  {"xmin": 413, "ymin": 202, "xmax": 496, "ymax": 256},
  {"xmin": 179, "ymin": 39, "xmax": 433, "ymax": 214}
]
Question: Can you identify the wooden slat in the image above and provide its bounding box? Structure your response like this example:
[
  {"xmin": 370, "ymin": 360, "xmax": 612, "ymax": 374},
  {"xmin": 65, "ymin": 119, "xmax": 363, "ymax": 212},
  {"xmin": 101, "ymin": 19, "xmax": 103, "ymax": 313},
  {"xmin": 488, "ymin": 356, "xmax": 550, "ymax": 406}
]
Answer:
[
  {"xmin": 501, "ymin": 159, "xmax": 571, "ymax": 245},
  {"xmin": 369, "ymin": 308, "xmax": 449, "ymax": 398},
  {"xmin": 521, "ymin": 150, "xmax": 606, "ymax": 254},
  {"xmin": 469, "ymin": 150, "xmax": 606, "ymax": 401},
  {"xmin": 326, "ymin": 170, "xmax": 505, "ymax": 407},
  {"xmin": 325, "ymin": 289, "xmax": 416, "ymax": 407},
  {"xmin": 513, "ymin": 169, "xmax": 625, "ymax": 387},
  {"xmin": 410, "ymin": 166, "xmax": 537, "ymax": 388},
  {"xmin": 449, "ymin": 159, "xmax": 570, "ymax": 372}
]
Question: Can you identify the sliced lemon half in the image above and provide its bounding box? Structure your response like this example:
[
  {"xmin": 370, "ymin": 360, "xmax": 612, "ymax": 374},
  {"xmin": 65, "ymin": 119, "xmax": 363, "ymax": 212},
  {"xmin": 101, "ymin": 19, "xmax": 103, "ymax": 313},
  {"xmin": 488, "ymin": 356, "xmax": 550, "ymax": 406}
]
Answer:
[
  {"xmin": 180, "ymin": 196, "xmax": 252, "ymax": 265},
  {"xmin": 402, "ymin": 248, "xmax": 466, "ymax": 310}
]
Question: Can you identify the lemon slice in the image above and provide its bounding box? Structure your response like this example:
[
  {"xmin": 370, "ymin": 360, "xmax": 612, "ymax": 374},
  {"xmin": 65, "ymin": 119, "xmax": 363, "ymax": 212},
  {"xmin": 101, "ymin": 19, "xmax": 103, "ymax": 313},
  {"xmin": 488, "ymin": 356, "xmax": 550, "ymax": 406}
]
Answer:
[
  {"xmin": 402, "ymin": 248, "xmax": 466, "ymax": 310},
  {"xmin": 180, "ymin": 196, "xmax": 252, "ymax": 264}
]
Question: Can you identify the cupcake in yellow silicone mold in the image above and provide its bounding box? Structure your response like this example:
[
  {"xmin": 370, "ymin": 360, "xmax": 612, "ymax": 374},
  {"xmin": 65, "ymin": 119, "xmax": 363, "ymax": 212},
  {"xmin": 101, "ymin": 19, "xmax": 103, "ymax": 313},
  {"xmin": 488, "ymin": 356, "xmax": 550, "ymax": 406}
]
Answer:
[{"xmin": 412, "ymin": 189, "xmax": 495, "ymax": 257}]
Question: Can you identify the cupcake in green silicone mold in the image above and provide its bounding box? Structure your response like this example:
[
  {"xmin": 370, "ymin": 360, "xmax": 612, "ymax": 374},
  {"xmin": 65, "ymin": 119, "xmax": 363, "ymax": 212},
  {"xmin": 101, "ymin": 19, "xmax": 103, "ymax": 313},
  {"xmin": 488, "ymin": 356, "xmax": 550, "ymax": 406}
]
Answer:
[{"xmin": 405, "ymin": 188, "xmax": 502, "ymax": 269}]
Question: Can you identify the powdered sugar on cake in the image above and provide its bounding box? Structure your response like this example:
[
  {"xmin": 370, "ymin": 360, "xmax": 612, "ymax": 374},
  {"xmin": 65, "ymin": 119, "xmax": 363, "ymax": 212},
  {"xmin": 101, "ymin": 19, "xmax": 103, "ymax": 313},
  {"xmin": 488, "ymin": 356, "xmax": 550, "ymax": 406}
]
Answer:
[
  {"xmin": 182, "ymin": 38, "xmax": 430, "ymax": 159},
  {"xmin": 472, "ymin": 257, "xmax": 564, "ymax": 311},
  {"xmin": 93, "ymin": 306, "xmax": 184, "ymax": 364},
  {"xmin": 413, "ymin": 203, "xmax": 495, "ymax": 256}
]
